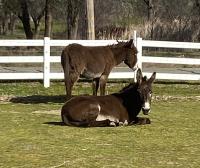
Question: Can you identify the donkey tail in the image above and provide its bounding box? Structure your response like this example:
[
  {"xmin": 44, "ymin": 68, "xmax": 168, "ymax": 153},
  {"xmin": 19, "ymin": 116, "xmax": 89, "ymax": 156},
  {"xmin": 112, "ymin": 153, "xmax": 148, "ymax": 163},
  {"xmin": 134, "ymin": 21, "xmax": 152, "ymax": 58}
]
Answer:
[
  {"xmin": 61, "ymin": 49, "xmax": 70, "ymax": 82},
  {"xmin": 61, "ymin": 49, "xmax": 70, "ymax": 97},
  {"xmin": 61, "ymin": 114, "xmax": 89, "ymax": 127}
]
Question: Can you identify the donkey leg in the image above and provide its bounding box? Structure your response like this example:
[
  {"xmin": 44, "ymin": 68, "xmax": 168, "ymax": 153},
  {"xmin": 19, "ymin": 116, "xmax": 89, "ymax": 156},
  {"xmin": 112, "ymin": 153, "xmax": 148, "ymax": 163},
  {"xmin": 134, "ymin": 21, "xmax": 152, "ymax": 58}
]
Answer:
[
  {"xmin": 130, "ymin": 117, "xmax": 151, "ymax": 125},
  {"xmin": 65, "ymin": 78, "xmax": 73, "ymax": 100},
  {"xmin": 92, "ymin": 78, "xmax": 100, "ymax": 96},
  {"xmin": 65, "ymin": 80, "xmax": 72, "ymax": 99},
  {"xmin": 88, "ymin": 119, "xmax": 111, "ymax": 127},
  {"xmin": 99, "ymin": 75, "xmax": 108, "ymax": 95},
  {"xmin": 65, "ymin": 73, "xmax": 79, "ymax": 99}
]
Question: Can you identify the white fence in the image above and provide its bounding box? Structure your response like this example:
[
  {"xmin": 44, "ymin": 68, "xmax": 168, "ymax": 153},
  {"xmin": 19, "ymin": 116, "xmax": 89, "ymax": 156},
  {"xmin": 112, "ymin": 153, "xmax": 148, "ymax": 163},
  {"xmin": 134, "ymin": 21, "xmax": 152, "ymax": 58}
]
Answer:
[
  {"xmin": 136, "ymin": 38, "xmax": 200, "ymax": 81},
  {"xmin": 0, "ymin": 37, "xmax": 200, "ymax": 87}
]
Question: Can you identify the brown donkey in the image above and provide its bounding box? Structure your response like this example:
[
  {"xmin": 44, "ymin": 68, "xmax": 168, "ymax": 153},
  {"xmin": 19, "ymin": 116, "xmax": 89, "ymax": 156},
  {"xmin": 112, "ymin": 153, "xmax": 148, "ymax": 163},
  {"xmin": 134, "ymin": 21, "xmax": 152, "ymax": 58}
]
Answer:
[
  {"xmin": 61, "ymin": 39, "xmax": 137, "ymax": 99},
  {"xmin": 61, "ymin": 69, "xmax": 156, "ymax": 127}
]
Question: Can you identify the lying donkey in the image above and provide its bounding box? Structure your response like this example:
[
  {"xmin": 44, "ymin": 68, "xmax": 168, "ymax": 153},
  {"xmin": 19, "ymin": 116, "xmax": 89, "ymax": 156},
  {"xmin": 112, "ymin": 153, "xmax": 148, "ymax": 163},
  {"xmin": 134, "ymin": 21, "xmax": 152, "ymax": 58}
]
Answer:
[{"xmin": 61, "ymin": 69, "xmax": 156, "ymax": 127}]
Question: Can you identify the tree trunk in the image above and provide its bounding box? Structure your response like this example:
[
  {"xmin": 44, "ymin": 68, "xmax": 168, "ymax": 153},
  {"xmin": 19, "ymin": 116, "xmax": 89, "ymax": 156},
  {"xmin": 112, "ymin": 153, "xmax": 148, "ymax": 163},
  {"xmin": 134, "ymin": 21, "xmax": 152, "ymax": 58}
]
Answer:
[
  {"xmin": 33, "ymin": 19, "xmax": 40, "ymax": 38},
  {"xmin": 9, "ymin": 13, "xmax": 17, "ymax": 35},
  {"xmin": 66, "ymin": 0, "xmax": 80, "ymax": 39},
  {"xmin": 18, "ymin": 0, "xmax": 33, "ymax": 39},
  {"xmin": 86, "ymin": 0, "xmax": 95, "ymax": 39},
  {"xmin": 195, "ymin": 0, "xmax": 200, "ymax": 15},
  {"xmin": 143, "ymin": 0, "xmax": 154, "ymax": 39},
  {"xmin": 78, "ymin": 1, "xmax": 87, "ymax": 39},
  {"xmin": 44, "ymin": 0, "xmax": 52, "ymax": 37},
  {"xmin": 143, "ymin": 0, "xmax": 153, "ymax": 21},
  {"xmin": 2, "ymin": 11, "xmax": 9, "ymax": 35}
]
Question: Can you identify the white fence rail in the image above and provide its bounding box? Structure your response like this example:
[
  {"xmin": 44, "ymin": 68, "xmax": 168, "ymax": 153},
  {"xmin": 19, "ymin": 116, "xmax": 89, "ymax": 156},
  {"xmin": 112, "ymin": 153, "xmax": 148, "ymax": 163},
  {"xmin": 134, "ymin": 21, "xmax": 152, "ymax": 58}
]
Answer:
[
  {"xmin": 0, "ymin": 37, "xmax": 200, "ymax": 87},
  {"xmin": 136, "ymin": 37, "xmax": 200, "ymax": 81}
]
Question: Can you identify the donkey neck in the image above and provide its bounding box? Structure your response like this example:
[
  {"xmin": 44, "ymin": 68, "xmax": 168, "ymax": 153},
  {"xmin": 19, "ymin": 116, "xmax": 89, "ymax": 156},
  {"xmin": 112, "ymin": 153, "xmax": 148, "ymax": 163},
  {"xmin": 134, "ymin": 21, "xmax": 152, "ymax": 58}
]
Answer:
[
  {"xmin": 114, "ymin": 84, "xmax": 143, "ymax": 120},
  {"xmin": 111, "ymin": 47, "xmax": 127, "ymax": 65}
]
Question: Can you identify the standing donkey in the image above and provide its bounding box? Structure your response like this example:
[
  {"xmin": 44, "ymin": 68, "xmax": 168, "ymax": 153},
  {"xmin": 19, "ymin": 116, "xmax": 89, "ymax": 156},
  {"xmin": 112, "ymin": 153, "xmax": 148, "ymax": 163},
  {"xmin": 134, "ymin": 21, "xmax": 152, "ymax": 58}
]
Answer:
[
  {"xmin": 61, "ymin": 69, "xmax": 156, "ymax": 127},
  {"xmin": 61, "ymin": 39, "xmax": 138, "ymax": 99}
]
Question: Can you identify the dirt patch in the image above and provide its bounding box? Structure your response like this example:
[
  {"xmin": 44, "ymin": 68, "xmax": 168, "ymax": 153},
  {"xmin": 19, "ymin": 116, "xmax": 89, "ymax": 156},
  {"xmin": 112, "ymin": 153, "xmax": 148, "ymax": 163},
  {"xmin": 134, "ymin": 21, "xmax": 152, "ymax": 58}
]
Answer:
[
  {"xmin": 1, "ymin": 95, "xmax": 200, "ymax": 104},
  {"xmin": 153, "ymin": 95, "xmax": 200, "ymax": 101},
  {"xmin": 0, "ymin": 95, "xmax": 14, "ymax": 102}
]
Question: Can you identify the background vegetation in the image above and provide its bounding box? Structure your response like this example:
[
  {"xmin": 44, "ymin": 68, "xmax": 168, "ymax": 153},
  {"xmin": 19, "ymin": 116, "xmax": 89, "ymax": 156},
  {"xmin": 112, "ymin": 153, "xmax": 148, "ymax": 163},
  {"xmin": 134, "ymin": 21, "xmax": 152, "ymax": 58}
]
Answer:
[{"xmin": 1, "ymin": 0, "xmax": 200, "ymax": 41}]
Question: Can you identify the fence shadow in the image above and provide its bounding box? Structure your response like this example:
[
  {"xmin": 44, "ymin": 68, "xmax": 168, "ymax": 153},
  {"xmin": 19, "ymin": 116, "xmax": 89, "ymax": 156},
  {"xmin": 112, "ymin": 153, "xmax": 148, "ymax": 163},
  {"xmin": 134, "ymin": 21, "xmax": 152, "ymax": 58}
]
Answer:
[{"xmin": 10, "ymin": 95, "xmax": 66, "ymax": 104}]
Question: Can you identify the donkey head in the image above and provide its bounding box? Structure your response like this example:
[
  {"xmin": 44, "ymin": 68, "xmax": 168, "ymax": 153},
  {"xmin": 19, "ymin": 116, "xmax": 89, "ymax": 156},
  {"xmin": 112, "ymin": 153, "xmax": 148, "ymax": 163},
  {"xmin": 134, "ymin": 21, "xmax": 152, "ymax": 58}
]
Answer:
[
  {"xmin": 136, "ymin": 69, "xmax": 156, "ymax": 115},
  {"xmin": 123, "ymin": 39, "xmax": 138, "ymax": 70}
]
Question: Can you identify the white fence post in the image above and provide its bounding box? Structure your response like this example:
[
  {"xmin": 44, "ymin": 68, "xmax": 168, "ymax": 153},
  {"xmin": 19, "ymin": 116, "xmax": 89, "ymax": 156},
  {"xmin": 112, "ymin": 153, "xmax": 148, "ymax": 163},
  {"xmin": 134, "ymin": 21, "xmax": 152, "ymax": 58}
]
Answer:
[
  {"xmin": 136, "ymin": 37, "xmax": 142, "ymax": 70},
  {"xmin": 43, "ymin": 37, "xmax": 50, "ymax": 88}
]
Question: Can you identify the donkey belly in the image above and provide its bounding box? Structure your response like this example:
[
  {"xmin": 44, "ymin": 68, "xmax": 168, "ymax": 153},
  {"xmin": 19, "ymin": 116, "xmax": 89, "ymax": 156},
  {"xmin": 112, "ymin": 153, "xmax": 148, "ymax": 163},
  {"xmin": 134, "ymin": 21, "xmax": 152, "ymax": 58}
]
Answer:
[
  {"xmin": 80, "ymin": 59, "xmax": 106, "ymax": 79},
  {"xmin": 81, "ymin": 69, "xmax": 102, "ymax": 79}
]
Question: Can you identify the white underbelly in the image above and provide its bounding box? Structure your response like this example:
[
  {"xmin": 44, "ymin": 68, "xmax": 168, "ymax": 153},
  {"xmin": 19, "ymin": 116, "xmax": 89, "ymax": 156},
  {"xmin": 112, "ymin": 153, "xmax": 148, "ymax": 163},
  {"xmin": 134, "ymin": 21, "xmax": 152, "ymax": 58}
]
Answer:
[{"xmin": 96, "ymin": 114, "xmax": 119, "ymax": 123}]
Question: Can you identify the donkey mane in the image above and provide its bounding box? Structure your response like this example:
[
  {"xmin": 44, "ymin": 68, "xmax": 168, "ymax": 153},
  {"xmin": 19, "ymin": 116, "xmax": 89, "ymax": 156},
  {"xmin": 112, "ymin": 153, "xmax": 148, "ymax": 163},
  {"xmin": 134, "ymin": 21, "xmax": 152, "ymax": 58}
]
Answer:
[
  {"xmin": 108, "ymin": 41, "xmax": 138, "ymax": 53},
  {"xmin": 112, "ymin": 82, "xmax": 142, "ymax": 121},
  {"xmin": 108, "ymin": 41, "xmax": 137, "ymax": 53},
  {"xmin": 118, "ymin": 76, "xmax": 148, "ymax": 93},
  {"xmin": 108, "ymin": 41, "xmax": 127, "ymax": 48},
  {"xmin": 118, "ymin": 83, "xmax": 137, "ymax": 93}
]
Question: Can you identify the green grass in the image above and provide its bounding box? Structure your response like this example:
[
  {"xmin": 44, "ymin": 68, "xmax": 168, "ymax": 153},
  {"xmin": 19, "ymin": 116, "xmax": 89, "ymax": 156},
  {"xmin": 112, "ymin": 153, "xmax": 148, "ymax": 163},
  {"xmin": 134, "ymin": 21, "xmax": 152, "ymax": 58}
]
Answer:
[{"xmin": 0, "ymin": 81, "xmax": 200, "ymax": 167}]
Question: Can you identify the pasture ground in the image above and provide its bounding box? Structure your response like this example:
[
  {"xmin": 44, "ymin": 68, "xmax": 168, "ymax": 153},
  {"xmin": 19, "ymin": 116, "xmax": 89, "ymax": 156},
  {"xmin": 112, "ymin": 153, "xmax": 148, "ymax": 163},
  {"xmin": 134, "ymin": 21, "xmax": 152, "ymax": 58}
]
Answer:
[{"xmin": 0, "ymin": 81, "xmax": 200, "ymax": 168}]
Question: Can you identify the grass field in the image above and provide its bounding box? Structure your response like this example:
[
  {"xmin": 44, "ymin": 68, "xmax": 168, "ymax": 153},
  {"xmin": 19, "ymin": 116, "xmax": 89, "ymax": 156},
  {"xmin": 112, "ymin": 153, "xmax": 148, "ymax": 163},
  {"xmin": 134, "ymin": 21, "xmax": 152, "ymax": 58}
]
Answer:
[{"xmin": 0, "ymin": 81, "xmax": 200, "ymax": 168}]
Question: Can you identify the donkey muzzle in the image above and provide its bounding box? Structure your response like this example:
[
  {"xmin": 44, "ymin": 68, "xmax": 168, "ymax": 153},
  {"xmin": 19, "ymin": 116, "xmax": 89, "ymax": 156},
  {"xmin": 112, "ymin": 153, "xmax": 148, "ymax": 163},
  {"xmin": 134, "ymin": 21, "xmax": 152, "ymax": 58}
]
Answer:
[
  {"xmin": 142, "ymin": 102, "xmax": 151, "ymax": 115},
  {"xmin": 131, "ymin": 64, "xmax": 138, "ymax": 71},
  {"xmin": 142, "ymin": 107, "xmax": 150, "ymax": 115}
]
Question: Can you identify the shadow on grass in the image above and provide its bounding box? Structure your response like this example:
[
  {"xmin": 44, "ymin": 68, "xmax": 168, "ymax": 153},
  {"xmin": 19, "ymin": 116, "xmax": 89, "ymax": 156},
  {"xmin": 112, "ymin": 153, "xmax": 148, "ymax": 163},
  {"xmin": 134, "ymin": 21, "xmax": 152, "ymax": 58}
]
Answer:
[
  {"xmin": 10, "ymin": 95, "xmax": 66, "ymax": 104},
  {"xmin": 44, "ymin": 121, "xmax": 65, "ymax": 126}
]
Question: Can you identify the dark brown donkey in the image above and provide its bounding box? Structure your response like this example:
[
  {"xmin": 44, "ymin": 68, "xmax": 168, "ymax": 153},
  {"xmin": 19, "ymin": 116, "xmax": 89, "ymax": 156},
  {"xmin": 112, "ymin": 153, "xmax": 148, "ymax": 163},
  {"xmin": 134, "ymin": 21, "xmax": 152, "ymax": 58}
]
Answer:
[
  {"xmin": 61, "ymin": 69, "xmax": 156, "ymax": 127},
  {"xmin": 61, "ymin": 39, "xmax": 137, "ymax": 99}
]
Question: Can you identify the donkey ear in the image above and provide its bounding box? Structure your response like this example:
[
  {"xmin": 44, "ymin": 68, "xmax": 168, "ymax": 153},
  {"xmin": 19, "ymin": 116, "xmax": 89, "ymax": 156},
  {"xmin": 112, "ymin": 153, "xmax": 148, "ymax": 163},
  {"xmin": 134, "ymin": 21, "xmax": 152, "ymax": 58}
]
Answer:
[
  {"xmin": 148, "ymin": 72, "xmax": 156, "ymax": 84},
  {"xmin": 136, "ymin": 68, "xmax": 143, "ymax": 84},
  {"xmin": 124, "ymin": 39, "xmax": 133, "ymax": 48}
]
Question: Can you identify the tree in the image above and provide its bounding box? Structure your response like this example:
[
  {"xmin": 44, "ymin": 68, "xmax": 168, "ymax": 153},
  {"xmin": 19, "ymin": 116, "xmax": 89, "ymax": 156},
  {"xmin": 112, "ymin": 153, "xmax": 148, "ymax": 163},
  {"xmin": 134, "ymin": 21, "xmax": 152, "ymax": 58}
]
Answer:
[
  {"xmin": 66, "ymin": 0, "xmax": 83, "ymax": 39},
  {"xmin": 86, "ymin": 0, "xmax": 95, "ymax": 39},
  {"xmin": 0, "ymin": 0, "xmax": 9, "ymax": 35},
  {"xmin": 44, "ymin": 0, "xmax": 52, "ymax": 37},
  {"xmin": 28, "ymin": 0, "xmax": 45, "ymax": 38},
  {"xmin": 18, "ymin": 0, "xmax": 33, "ymax": 39},
  {"xmin": 143, "ymin": 0, "xmax": 153, "ymax": 21},
  {"xmin": 4, "ymin": 0, "xmax": 45, "ymax": 39}
]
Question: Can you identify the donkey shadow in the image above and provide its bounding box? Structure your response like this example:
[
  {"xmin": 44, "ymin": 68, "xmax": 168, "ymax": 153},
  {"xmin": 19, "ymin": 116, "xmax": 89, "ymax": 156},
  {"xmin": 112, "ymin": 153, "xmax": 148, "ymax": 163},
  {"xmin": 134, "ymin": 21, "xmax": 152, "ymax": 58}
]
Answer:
[
  {"xmin": 43, "ymin": 121, "xmax": 65, "ymax": 126},
  {"xmin": 10, "ymin": 95, "xmax": 66, "ymax": 104}
]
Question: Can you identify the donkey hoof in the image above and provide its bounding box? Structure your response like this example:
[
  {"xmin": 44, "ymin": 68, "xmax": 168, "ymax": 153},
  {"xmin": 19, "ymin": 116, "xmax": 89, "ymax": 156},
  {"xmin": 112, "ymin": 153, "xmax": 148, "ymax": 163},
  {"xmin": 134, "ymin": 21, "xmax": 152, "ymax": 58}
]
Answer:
[
  {"xmin": 145, "ymin": 118, "xmax": 151, "ymax": 124},
  {"xmin": 110, "ymin": 121, "xmax": 116, "ymax": 127},
  {"xmin": 119, "ymin": 122, "xmax": 124, "ymax": 126},
  {"xmin": 123, "ymin": 120, "xmax": 129, "ymax": 126},
  {"xmin": 139, "ymin": 118, "xmax": 151, "ymax": 124}
]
